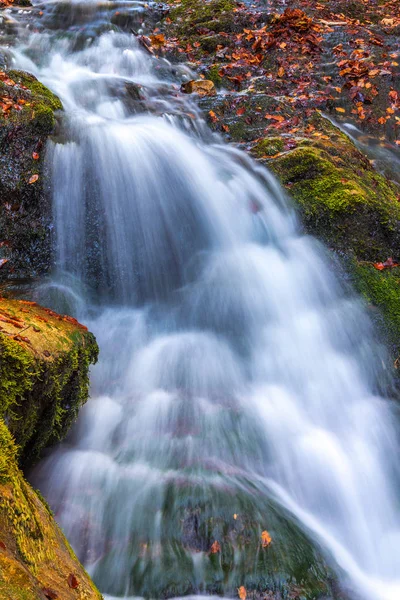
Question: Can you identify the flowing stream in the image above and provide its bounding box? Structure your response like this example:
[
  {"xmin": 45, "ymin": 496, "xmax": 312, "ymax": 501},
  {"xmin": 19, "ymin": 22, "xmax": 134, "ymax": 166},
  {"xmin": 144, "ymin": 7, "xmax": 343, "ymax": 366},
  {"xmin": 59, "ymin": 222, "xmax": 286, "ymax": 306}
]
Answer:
[{"xmin": 4, "ymin": 1, "xmax": 400, "ymax": 599}]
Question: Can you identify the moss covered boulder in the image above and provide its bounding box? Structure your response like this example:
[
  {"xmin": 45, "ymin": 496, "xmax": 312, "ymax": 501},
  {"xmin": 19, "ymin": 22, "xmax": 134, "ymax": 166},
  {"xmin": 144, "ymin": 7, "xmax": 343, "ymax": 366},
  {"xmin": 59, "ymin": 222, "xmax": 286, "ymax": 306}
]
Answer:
[
  {"xmin": 0, "ymin": 297, "xmax": 98, "ymax": 467},
  {"xmin": 0, "ymin": 419, "xmax": 102, "ymax": 600},
  {"xmin": 251, "ymin": 116, "xmax": 400, "ymax": 355},
  {"xmin": 0, "ymin": 70, "xmax": 62, "ymax": 280}
]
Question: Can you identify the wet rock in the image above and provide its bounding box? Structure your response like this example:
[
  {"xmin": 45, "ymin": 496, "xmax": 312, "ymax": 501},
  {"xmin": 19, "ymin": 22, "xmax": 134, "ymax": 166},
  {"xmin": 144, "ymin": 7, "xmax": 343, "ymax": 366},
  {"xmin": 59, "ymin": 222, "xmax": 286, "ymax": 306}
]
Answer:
[
  {"xmin": 0, "ymin": 70, "xmax": 62, "ymax": 282},
  {"xmin": 0, "ymin": 296, "xmax": 98, "ymax": 467},
  {"xmin": 0, "ymin": 297, "xmax": 100, "ymax": 598},
  {"xmin": 250, "ymin": 115, "xmax": 400, "ymax": 356},
  {"xmin": 0, "ymin": 420, "xmax": 102, "ymax": 600}
]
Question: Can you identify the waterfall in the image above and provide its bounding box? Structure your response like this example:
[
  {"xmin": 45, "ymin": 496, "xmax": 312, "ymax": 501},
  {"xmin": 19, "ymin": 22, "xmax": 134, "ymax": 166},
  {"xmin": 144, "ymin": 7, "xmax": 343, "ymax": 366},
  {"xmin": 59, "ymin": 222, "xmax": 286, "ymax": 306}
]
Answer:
[{"xmin": 8, "ymin": 4, "xmax": 400, "ymax": 600}]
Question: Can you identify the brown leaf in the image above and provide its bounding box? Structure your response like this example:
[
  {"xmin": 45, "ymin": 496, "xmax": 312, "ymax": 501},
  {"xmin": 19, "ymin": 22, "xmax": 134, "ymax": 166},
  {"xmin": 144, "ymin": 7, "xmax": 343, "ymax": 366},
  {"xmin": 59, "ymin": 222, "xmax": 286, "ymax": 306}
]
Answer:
[
  {"xmin": 238, "ymin": 586, "xmax": 247, "ymax": 600},
  {"xmin": 149, "ymin": 33, "xmax": 166, "ymax": 49},
  {"xmin": 68, "ymin": 574, "xmax": 79, "ymax": 589},
  {"xmin": 13, "ymin": 335, "xmax": 31, "ymax": 344},
  {"xmin": 181, "ymin": 80, "xmax": 215, "ymax": 96},
  {"xmin": 210, "ymin": 540, "xmax": 221, "ymax": 554},
  {"xmin": 28, "ymin": 174, "xmax": 39, "ymax": 184},
  {"xmin": 0, "ymin": 258, "xmax": 9, "ymax": 269},
  {"xmin": 0, "ymin": 541, "xmax": 6, "ymax": 550}
]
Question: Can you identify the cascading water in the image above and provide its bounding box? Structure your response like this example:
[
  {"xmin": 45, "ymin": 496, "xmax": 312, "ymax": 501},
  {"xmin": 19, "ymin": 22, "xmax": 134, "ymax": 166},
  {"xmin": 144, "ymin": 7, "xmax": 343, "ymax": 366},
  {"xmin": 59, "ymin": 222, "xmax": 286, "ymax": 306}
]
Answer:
[{"xmin": 5, "ymin": 2, "xmax": 400, "ymax": 599}]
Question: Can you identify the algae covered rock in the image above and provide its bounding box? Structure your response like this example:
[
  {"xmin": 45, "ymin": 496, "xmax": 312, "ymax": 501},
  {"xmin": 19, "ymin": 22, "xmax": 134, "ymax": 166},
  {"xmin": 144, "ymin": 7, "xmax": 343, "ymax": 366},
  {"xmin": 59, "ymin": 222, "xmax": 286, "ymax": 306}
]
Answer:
[
  {"xmin": 0, "ymin": 70, "xmax": 62, "ymax": 280},
  {"xmin": 0, "ymin": 297, "xmax": 98, "ymax": 467},
  {"xmin": 0, "ymin": 419, "xmax": 102, "ymax": 600}
]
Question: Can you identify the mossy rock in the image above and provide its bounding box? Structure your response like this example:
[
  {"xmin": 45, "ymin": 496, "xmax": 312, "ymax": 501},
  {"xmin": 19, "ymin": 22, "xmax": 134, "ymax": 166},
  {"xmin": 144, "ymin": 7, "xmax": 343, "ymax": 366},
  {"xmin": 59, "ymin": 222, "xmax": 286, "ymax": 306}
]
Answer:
[
  {"xmin": 0, "ymin": 419, "xmax": 102, "ymax": 600},
  {"xmin": 0, "ymin": 297, "xmax": 98, "ymax": 468},
  {"xmin": 252, "ymin": 137, "xmax": 284, "ymax": 158},
  {"xmin": 252, "ymin": 116, "xmax": 400, "ymax": 354},
  {"xmin": 0, "ymin": 70, "xmax": 63, "ymax": 280}
]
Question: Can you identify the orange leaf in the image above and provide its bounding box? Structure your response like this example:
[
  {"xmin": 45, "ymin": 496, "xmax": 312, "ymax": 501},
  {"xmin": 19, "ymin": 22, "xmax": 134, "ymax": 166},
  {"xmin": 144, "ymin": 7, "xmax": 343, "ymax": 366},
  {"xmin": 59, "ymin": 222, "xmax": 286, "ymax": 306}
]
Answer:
[
  {"xmin": 32, "ymin": 152, "xmax": 39, "ymax": 160},
  {"xmin": 210, "ymin": 540, "xmax": 221, "ymax": 553},
  {"xmin": 209, "ymin": 110, "xmax": 218, "ymax": 123},
  {"xmin": 261, "ymin": 530, "xmax": 272, "ymax": 547},
  {"xmin": 238, "ymin": 586, "xmax": 247, "ymax": 600},
  {"xmin": 373, "ymin": 263, "xmax": 385, "ymax": 271},
  {"xmin": 28, "ymin": 174, "xmax": 39, "ymax": 184},
  {"xmin": 335, "ymin": 107, "xmax": 345, "ymax": 113},
  {"xmin": 264, "ymin": 114, "xmax": 285, "ymax": 122}
]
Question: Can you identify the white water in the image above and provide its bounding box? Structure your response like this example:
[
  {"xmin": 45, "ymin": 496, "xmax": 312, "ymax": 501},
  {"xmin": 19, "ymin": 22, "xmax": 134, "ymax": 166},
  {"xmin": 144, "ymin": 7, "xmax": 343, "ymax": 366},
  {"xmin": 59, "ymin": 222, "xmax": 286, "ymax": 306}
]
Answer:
[{"xmin": 5, "ymin": 2, "xmax": 400, "ymax": 599}]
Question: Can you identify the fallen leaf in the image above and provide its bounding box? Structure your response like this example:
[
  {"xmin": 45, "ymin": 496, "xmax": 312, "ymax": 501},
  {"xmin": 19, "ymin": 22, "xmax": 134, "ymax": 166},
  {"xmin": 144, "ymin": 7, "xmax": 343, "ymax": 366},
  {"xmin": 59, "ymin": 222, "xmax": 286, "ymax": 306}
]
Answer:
[
  {"xmin": 32, "ymin": 152, "xmax": 39, "ymax": 160},
  {"xmin": 28, "ymin": 174, "xmax": 39, "ymax": 184},
  {"xmin": 68, "ymin": 574, "xmax": 79, "ymax": 589},
  {"xmin": 210, "ymin": 540, "xmax": 221, "ymax": 554},
  {"xmin": 0, "ymin": 541, "xmax": 6, "ymax": 550},
  {"xmin": 181, "ymin": 80, "xmax": 215, "ymax": 96},
  {"xmin": 0, "ymin": 259, "xmax": 8, "ymax": 269},
  {"xmin": 238, "ymin": 586, "xmax": 246, "ymax": 600},
  {"xmin": 149, "ymin": 33, "xmax": 166, "ymax": 49},
  {"xmin": 261, "ymin": 530, "xmax": 272, "ymax": 547},
  {"xmin": 335, "ymin": 107, "xmax": 345, "ymax": 113}
]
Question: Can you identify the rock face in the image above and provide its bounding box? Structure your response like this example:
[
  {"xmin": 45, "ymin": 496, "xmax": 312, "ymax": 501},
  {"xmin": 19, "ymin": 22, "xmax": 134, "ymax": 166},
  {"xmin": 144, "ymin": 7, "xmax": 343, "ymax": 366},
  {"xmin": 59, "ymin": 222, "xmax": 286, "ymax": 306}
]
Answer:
[
  {"xmin": 0, "ymin": 421, "xmax": 102, "ymax": 600},
  {"xmin": 0, "ymin": 70, "xmax": 62, "ymax": 280},
  {"xmin": 0, "ymin": 297, "xmax": 98, "ymax": 468},
  {"xmin": 0, "ymin": 298, "xmax": 101, "ymax": 599}
]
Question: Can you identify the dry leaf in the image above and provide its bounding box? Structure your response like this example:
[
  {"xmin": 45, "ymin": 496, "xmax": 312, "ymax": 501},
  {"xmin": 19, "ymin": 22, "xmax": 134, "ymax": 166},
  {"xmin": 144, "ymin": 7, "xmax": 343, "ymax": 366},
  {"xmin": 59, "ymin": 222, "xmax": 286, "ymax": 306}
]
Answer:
[
  {"xmin": 210, "ymin": 540, "xmax": 221, "ymax": 553},
  {"xmin": 28, "ymin": 174, "xmax": 39, "ymax": 184},
  {"xmin": 261, "ymin": 530, "xmax": 272, "ymax": 547},
  {"xmin": 238, "ymin": 586, "xmax": 247, "ymax": 600},
  {"xmin": 181, "ymin": 80, "xmax": 215, "ymax": 96},
  {"xmin": 68, "ymin": 574, "xmax": 79, "ymax": 589}
]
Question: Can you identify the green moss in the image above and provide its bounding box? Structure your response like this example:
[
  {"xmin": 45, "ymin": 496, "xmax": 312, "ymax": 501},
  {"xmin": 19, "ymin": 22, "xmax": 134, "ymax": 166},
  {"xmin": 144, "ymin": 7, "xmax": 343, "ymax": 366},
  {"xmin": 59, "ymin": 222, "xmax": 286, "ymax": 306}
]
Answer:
[
  {"xmin": 171, "ymin": 0, "xmax": 236, "ymax": 35},
  {"xmin": 206, "ymin": 64, "xmax": 223, "ymax": 86},
  {"xmin": 7, "ymin": 70, "xmax": 62, "ymax": 111},
  {"xmin": 0, "ymin": 420, "xmax": 18, "ymax": 483},
  {"xmin": 255, "ymin": 117, "xmax": 400, "ymax": 351},
  {"xmin": 269, "ymin": 141, "xmax": 400, "ymax": 261},
  {"xmin": 0, "ymin": 299, "xmax": 98, "ymax": 467},
  {"xmin": 353, "ymin": 264, "xmax": 400, "ymax": 354},
  {"xmin": 252, "ymin": 137, "xmax": 284, "ymax": 158}
]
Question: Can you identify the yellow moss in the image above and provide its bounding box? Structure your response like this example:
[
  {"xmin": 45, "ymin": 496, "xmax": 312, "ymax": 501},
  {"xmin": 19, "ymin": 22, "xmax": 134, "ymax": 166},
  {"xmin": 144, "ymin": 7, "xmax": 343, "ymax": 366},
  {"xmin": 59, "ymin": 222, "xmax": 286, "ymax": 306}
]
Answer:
[{"xmin": 0, "ymin": 420, "xmax": 102, "ymax": 599}]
